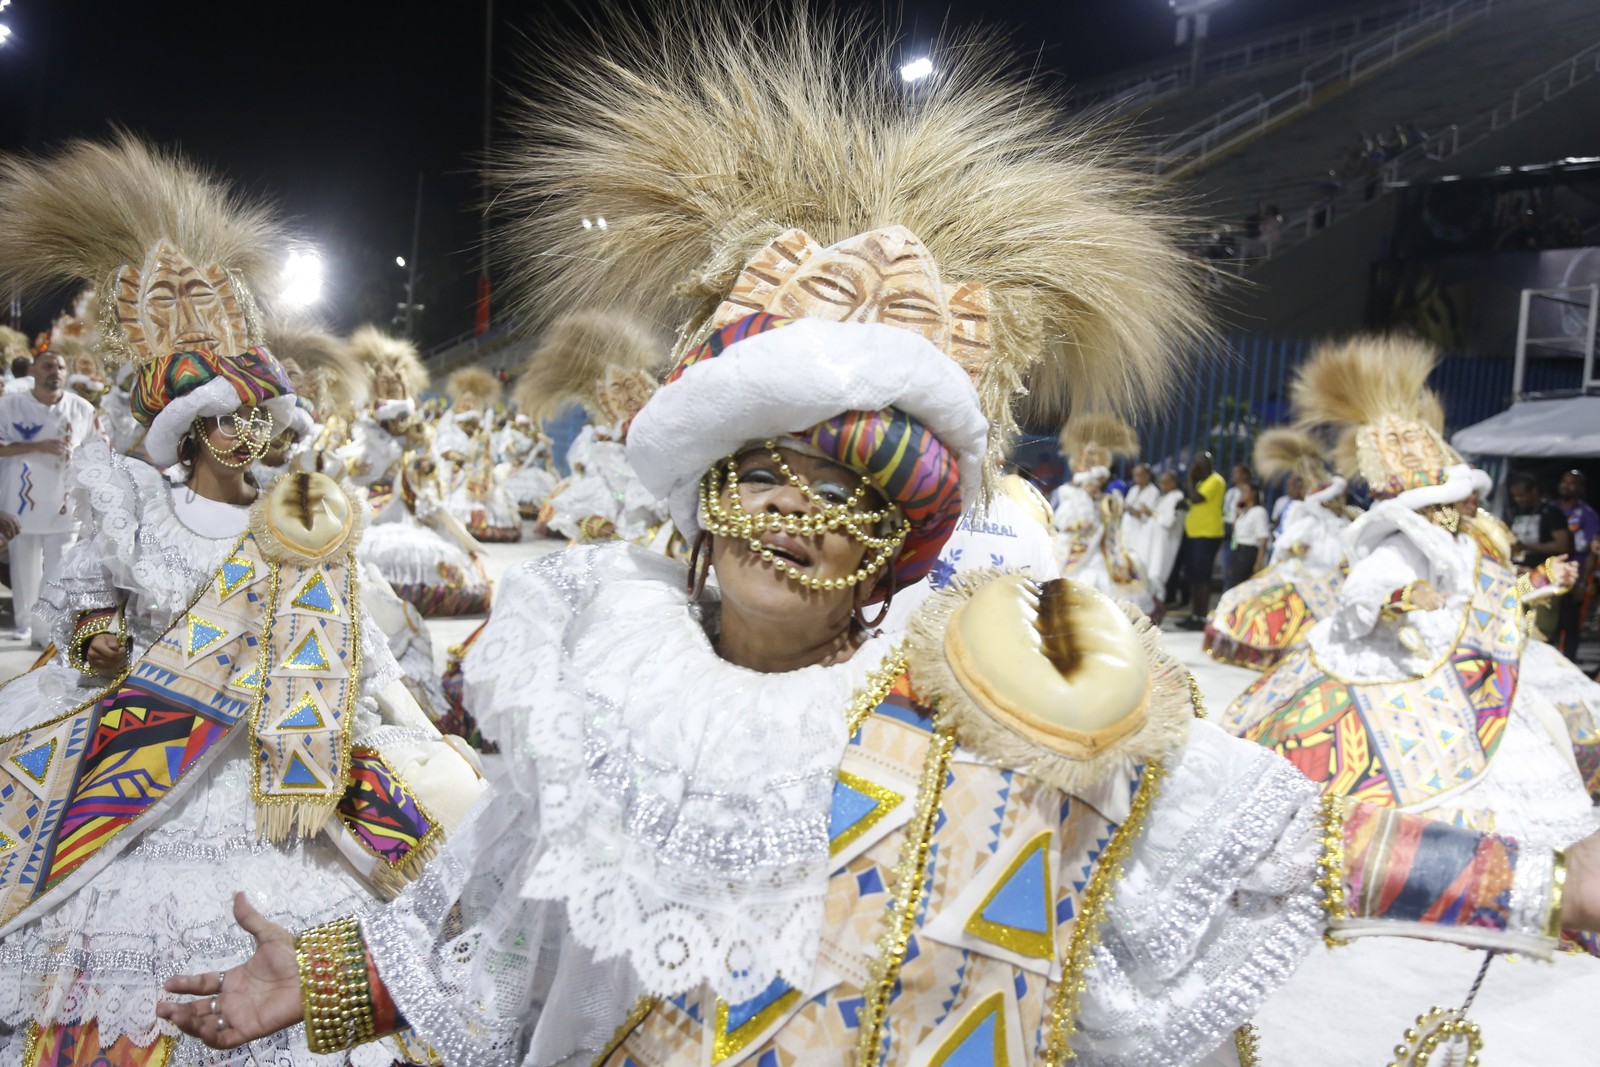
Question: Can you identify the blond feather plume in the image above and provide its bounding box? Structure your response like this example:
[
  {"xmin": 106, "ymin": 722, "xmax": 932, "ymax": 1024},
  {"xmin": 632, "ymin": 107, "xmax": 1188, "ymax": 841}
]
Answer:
[
  {"xmin": 266, "ymin": 320, "xmax": 368, "ymax": 415},
  {"xmin": 0, "ymin": 132, "xmax": 286, "ymax": 352},
  {"xmin": 348, "ymin": 325, "xmax": 428, "ymax": 398},
  {"xmin": 490, "ymin": 4, "xmax": 1210, "ymax": 455},
  {"xmin": 0, "ymin": 326, "xmax": 30, "ymax": 364},
  {"xmin": 1253, "ymin": 427, "xmax": 1328, "ymax": 486},
  {"xmin": 1059, "ymin": 412, "xmax": 1139, "ymax": 462},
  {"xmin": 513, "ymin": 310, "xmax": 667, "ymax": 423},
  {"xmin": 1291, "ymin": 333, "xmax": 1445, "ymax": 480},
  {"xmin": 447, "ymin": 366, "xmax": 502, "ymax": 407}
]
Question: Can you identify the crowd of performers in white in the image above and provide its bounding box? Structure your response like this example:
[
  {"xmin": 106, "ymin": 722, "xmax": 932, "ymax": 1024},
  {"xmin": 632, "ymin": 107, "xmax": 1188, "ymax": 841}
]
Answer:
[{"xmin": 0, "ymin": 10, "xmax": 1598, "ymax": 1067}]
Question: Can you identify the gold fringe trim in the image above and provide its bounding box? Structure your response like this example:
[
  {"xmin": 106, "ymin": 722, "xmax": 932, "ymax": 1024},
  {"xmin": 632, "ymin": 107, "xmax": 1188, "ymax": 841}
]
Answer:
[
  {"xmin": 590, "ymin": 995, "xmax": 657, "ymax": 1066},
  {"xmin": 905, "ymin": 569, "xmax": 1191, "ymax": 797},
  {"xmin": 1315, "ymin": 795, "xmax": 1351, "ymax": 947},
  {"xmin": 1233, "ymin": 1022, "xmax": 1263, "ymax": 1067},
  {"xmin": 1041, "ymin": 757, "xmax": 1168, "ymax": 1065},
  {"xmin": 853, "ymin": 712, "xmax": 957, "ymax": 1067}
]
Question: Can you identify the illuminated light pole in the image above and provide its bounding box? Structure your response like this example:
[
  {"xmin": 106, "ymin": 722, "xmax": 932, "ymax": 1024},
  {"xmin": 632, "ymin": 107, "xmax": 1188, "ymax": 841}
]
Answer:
[
  {"xmin": 1171, "ymin": 0, "xmax": 1232, "ymax": 88},
  {"xmin": 899, "ymin": 56, "xmax": 933, "ymax": 83}
]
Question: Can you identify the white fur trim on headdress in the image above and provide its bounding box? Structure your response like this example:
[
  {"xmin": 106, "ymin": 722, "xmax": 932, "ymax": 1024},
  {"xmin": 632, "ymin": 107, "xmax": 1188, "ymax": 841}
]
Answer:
[
  {"xmin": 1072, "ymin": 466, "xmax": 1111, "ymax": 487},
  {"xmin": 288, "ymin": 406, "xmax": 316, "ymax": 440},
  {"xmin": 146, "ymin": 377, "xmax": 297, "ymax": 467},
  {"xmin": 1392, "ymin": 463, "xmax": 1476, "ymax": 512},
  {"xmin": 1305, "ymin": 475, "xmax": 1347, "ymax": 507},
  {"xmin": 626, "ymin": 319, "xmax": 988, "ymax": 541},
  {"xmin": 375, "ymin": 398, "xmax": 415, "ymax": 422},
  {"xmin": 1470, "ymin": 468, "xmax": 1493, "ymax": 497}
]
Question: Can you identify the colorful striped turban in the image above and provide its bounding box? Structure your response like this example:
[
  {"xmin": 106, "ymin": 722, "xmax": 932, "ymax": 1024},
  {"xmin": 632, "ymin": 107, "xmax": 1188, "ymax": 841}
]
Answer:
[
  {"xmin": 129, "ymin": 346, "xmax": 297, "ymax": 467},
  {"xmin": 634, "ymin": 313, "xmax": 979, "ymax": 596}
]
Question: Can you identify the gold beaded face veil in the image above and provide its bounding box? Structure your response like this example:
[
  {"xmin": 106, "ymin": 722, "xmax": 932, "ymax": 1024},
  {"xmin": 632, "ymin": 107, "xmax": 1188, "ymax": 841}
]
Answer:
[
  {"xmin": 193, "ymin": 407, "xmax": 276, "ymax": 470},
  {"xmin": 700, "ymin": 442, "xmax": 909, "ymax": 593}
]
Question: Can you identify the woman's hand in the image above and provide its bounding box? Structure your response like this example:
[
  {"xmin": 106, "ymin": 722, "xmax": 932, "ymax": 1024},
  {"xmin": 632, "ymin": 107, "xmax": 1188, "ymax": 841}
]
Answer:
[
  {"xmin": 85, "ymin": 633, "xmax": 125, "ymax": 673},
  {"xmin": 1547, "ymin": 555, "xmax": 1580, "ymax": 590},
  {"xmin": 157, "ymin": 893, "xmax": 302, "ymax": 1048},
  {"xmin": 1407, "ymin": 586, "xmax": 1447, "ymax": 612}
]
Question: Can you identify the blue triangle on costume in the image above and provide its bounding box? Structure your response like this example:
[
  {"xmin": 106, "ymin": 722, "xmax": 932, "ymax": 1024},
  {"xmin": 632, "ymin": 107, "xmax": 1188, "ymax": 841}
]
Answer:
[
  {"xmin": 280, "ymin": 701, "xmax": 324, "ymax": 729},
  {"xmin": 221, "ymin": 560, "xmax": 253, "ymax": 591},
  {"xmin": 1472, "ymin": 609, "xmax": 1492, "ymax": 629},
  {"xmin": 189, "ymin": 620, "xmax": 225, "ymax": 655},
  {"xmin": 726, "ymin": 977, "xmax": 792, "ymax": 1033},
  {"xmin": 286, "ymin": 632, "xmax": 329, "ymax": 670},
  {"xmin": 936, "ymin": 1004, "xmax": 1001, "ymax": 1067},
  {"xmin": 12, "ymin": 741, "xmax": 54, "ymax": 782},
  {"xmin": 282, "ymin": 752, "xmax": 322, "ymax": 787},
  {"xmin": 829, "ymin": 780, "xmax": 879, "ymax": 842},
  {"xmin": 980, "ymin": 847, "xmax": 1049, "ymax": 933},
  {"xmin": 293, "ymin": 575, "xmax": 336, "ymax": 612}
]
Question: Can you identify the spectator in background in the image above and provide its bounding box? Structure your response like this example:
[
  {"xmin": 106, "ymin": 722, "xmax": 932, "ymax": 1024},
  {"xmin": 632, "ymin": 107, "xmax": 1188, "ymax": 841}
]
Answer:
[
  {"xmin": 1221, "ymin": 462, "xmax": 1249, "ymax": 579},
  {"xmin": 1225, "ymin": 480, "xmax": 1270, "ymax": 589},
  {"xmin": 1178, "ymin": 451, "xmax": 1226, "ymax": 629},
  {"xmin": 1122, "ymin": 462, "xmax": 1160, "ymax": 576},
  {"xmin": 1557, "ymin": 469, "xmax": 1597, "ymax": 660},
  {"xmin": 0, "ymin": 348, "xmax": 98, "ymax": 644},
  {"xmin": 1150, "ymin": 469, "xmax": 1187, "ymax": 606},
  {"xmin": 1507, "ymin": 470, "xmax": 1574, "ymax": 648},
  {"xmin": 4, "ymin": 354, "xmax": 32, "ymax": 396},
  {"xmin": 1272, "ymin": 472, "xmax": 1305, "ymax": 530}
]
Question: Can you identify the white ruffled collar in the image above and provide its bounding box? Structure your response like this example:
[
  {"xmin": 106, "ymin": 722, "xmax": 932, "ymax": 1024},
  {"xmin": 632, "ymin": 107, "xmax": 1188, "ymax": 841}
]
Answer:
[{"xmin": 486, "ymin": 544, "xmax": 899, "ymax": 1001}]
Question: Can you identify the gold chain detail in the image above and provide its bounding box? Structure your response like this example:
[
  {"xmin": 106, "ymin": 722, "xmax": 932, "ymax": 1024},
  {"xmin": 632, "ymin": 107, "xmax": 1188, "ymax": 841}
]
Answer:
[
  {"xmin": 1386, "ymin": 1007, "xmax": 1483, "ymax": 1067},
  {"xmin": 1233, "ymin": 1022, "xmax": 1263, "ymax": 1067},
  {"xmin": 1041, "ymin": 758, "xmax": 1168, "ymax": 1066},
  {"xmin": 846, "ymin": 645, "xmax": 909, "ymax": 737},
  {"xmin": 589, "ymin": 994, "xmax": 657, "ymax": 1066},
  {"xmin": 295, "ymin": 915, "xmax": 376, "ymax": 1054},
  {"xmin": 1185, "ymin": 671, "xmax": 1207, "ymax": 719},
  {"xmin": 1315, "ymin": 795, "xmax": 1352, "ymax": 947},
  {"xmin": 852, "ymin": 713, "xmax": 957, "ymax": 1067}
]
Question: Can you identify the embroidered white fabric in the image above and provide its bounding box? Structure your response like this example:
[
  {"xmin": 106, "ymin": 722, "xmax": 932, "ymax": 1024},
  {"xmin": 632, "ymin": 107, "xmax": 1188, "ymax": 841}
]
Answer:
[
  {"xmin": 0, "ymin": 440, "xmax": 417, "ymax": 1067},
  {"xmin": 1269, "ymin": 499, "xmax": 1349, "ymax": 572},
  {"xmin": 461, "ymin": 542, "xmax": 893, "ymax": 1002},
  {"xmin": 1074, "ymin": 722, "xmax": 1328, "ymax": 1066}
]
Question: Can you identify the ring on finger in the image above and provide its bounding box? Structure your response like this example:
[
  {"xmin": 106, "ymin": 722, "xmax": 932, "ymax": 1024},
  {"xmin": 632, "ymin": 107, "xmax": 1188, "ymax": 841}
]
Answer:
[
  {"xmin": 210, "ymin": 996, "xmax": 218, "ymax": 1015},
  {"xmin": 217, "ymin": 1015, "xmax": 227, "ymax": 1032},
  {"xmin": 217, "ymin": 971, "xmax": 225, "ymax": 992}
]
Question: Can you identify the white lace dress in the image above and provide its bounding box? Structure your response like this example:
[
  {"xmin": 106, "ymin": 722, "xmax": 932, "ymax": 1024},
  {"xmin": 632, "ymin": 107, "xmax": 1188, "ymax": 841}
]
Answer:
[
  {"xmin": 0, "ymin": 441, "xmax": 406, "ymax": 1067},
  {"xmin": 355, "ymin": 543, "xmax": 1563, "ymax": 1067}
]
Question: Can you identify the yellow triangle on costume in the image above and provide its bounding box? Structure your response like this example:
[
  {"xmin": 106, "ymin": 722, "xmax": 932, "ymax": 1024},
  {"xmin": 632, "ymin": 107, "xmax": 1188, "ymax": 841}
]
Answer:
[{"xmin": 216, "ymin": 556, "xmax": 258, "ymax": 600}]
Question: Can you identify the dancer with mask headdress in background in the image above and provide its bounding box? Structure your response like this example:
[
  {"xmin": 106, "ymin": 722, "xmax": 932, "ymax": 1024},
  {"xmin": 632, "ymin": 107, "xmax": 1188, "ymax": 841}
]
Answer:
[
  {"xmin": 1051, "ymin": 412, "xmax": 1154, "ymax": 612},
  {"xmin": 438, "ymin": 366, "xmax": 522, "ymax": 542}
]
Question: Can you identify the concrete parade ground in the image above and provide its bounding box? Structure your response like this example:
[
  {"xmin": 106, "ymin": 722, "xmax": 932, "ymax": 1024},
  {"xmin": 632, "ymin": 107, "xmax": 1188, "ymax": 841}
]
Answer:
[{"xmin": 0, "ymin": 535, "xmax": 1594, "ymax": 1065}]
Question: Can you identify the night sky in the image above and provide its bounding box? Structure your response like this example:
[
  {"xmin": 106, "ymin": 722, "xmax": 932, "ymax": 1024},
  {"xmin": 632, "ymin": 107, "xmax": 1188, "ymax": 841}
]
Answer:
[{"xmin": 0, "ymin": 0, "xmax": 1356, "ymax": 348}]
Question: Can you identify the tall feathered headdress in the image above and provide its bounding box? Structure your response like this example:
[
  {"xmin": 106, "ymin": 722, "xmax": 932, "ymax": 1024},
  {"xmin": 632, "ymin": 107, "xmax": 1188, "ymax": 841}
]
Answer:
[
  {"xmin": 1290, "ymin": 333, "xmax": 1469, "ymax": 505},
  {"xmin": 0, "ymin": 133, "xmax": 295, "ymax": 466},
  {"xmin": 513, "ymin": 310, "xmax": 667, "ymax": 425},
  {"xmin": 348, "ymin": 325, "xmax": 428, "ymax": 399},
  {"xmin": 0, "ymin": 326, "xmax": 29, "ymax": 366},
  {"xmin": 446, "ymin": 366, "xmax": 502, "ymax": 408},
  {"xmin": 266, "ymin": 320, "xmax": 368, "ymax": 420},
  {"xmin": 489, "ymin": 4, "xmax": 1211, "ymax": 471},
  {"xmin": 1059, "ymin": 412, "xmax": 1139, "ymax": 470}
]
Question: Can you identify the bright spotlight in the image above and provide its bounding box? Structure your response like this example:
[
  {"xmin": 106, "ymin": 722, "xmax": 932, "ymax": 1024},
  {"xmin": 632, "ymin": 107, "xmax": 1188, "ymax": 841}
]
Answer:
[
  {"xmin": 280, "ymin": 249, "xmax": 324, "ymax": 308},
  {"xmin": 395, "ymin": 255, "xmax": 406, "ymax": 268},
  {"xmin": 0, "ymin": 24, "xmax": 12, "ymax": 44},
  {"xmin": 900, "ymin": 57, "xmax": 933, "ymax": 82}
]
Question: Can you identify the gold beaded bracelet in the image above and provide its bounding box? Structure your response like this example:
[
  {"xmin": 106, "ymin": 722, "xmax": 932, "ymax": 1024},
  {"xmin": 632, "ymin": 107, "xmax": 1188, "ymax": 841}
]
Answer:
[
  {"xmin": 1547, "ymin": 847, "xmax": 1568, "ymax": 940},
  {"xmin": 295, "ymin": 916, "xmax": 378, "ymax": 1054}
]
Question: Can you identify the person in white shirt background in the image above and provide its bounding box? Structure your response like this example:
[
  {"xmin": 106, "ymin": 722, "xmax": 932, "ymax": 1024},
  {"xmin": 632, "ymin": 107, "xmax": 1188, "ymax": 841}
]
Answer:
[
  {"xmin": 4, "ymin": 353, "xmax": 33, "ymax": 396},
  {"xmin": 1121, "ymin": 461, "xmax": 1161, "ymax": 577},
  {"xmin": 1225, "ymin": 478, "xmax": 1270, "ymax": 590},
  {"xmin": 1149, "ymin": 468, "xmax": 1187, "ymax": 603},
  {"xmin": 0, "ymin": 347, "xmax": 99, "ymax": 643}
]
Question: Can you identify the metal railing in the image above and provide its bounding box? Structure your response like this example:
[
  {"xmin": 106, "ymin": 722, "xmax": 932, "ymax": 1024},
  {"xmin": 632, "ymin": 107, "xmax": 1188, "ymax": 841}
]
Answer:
[
  {"xmin": 1220, "ymin": 35, "xmax": 1600, "ymax": 270},
  {"xmin": 1071, "ymin": 0, "xmax": 1445, "ymax": 108},
  {"xmin": 1152, "ymin": 0, "xmax": 1494, "ymax": 175}
]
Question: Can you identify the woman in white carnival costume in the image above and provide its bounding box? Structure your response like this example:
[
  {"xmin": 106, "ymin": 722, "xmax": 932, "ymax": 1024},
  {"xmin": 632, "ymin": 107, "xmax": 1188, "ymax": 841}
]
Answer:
[
  {"xmin": 337, "ymin": 327, "xmax": 492, "ymax": 616},
  {"xmin": 0, "ymin": 135, "xmax": 483, "ymax": 1067},
  {"xmin": 1205, "ymin": 424, "xmax": 1355, "ymax": 669},
  {"xmin": 437, "ymin": 367, "xmax": 522, "ymax": 543},
  {"xmin": 496, "ymin": 412, "xmax": 559, "ymax": 520},
  {"xmin": 1051, "ymin": 414, "xmax": 1154, "ymax": 613},
  {"xmin": 162, "ymin": 16, "xmax": 1600, "ymax": 1067},
  {"xmin": 1224, "ymin": 335, "xmax": 1595, "ymax": 849},
  {"xmin": 518, "ymin": 310, "xmax": 671, "ymax": 543}
]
